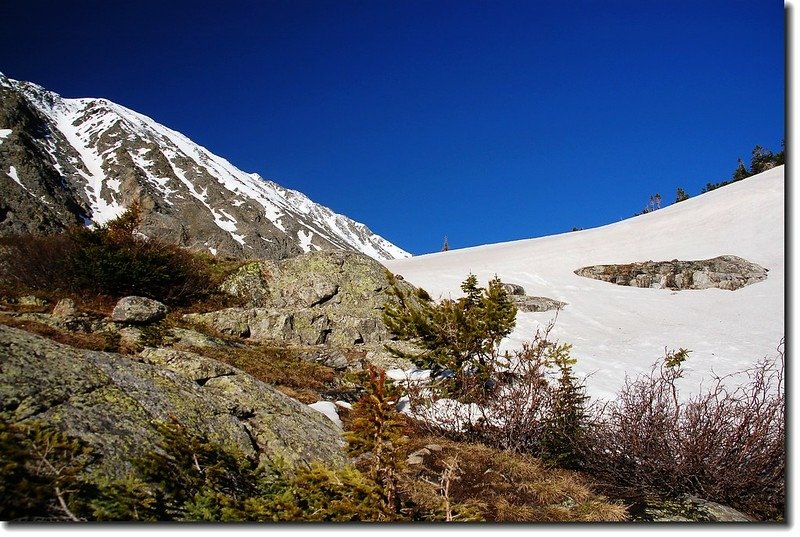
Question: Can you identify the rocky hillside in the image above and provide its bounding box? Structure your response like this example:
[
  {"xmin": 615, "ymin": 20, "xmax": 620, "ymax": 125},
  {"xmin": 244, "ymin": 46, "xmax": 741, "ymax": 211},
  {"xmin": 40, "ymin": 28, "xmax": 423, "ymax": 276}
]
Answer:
[
  {"xmin": 0, "ymin": 250, "xmax": 411, "ymax": 484},
  {"xmin": 0, "ymin": 72, "xmax": 410, "ymax": 261},
  {"xmin": 0, "ymin": 247, "xmax": 777, "ymax": 522}
]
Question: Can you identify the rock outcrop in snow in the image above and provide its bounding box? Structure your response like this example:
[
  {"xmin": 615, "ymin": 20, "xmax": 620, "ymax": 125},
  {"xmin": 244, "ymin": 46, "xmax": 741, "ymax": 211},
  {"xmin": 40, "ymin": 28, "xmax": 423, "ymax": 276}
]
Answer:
[{"xmin": 574, "ymin": 255, "xmax": 768, "ymax": 291}]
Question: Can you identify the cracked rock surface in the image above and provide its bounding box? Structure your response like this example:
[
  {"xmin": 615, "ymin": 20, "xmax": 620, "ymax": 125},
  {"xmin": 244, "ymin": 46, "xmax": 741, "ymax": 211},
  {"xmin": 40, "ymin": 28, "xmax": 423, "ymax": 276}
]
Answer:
[
  {"xmin": 187, "ymin": 250, "xmax": 418, "ymax": 350},
  {"xmin": 574, "ymin": 255, "xmax": 768, "ymax": 291},
  {"xmin": 0, "ymin": 325, "xmax": 345, "ymax": 479}
]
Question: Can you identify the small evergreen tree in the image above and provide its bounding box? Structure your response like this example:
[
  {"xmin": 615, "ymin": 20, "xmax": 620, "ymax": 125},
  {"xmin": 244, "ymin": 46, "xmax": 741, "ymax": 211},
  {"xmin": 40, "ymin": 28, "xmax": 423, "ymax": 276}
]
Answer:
[
  {"xmin": 106, "ymin": 419, "xmax": 262, "ymax": 521},
  {"xmin": 345, "ymin": 366, "xmax": 408, "ymax": 515},
  {"xmin": 674, "ymin": 187, "xmax": 690, "ymax": 203},
  {"xmin": 0, "ymin": 420, "xmax": 93, "ymax": 521},
  {"xmin": 775, "ymin": 139, "xmax": 785, "ymax": 166},
  {"xmin": 539, "ymin": 343, "xmax": 589, "ymax": 469},
  {"xmin": 732, "ymin": 158, "xmax": 750, "ymax": 182},
  {"xmin": 383, "ymin": 273, "xmax": 517, "ymax": 400},
  {"xmin": 251, "ymin": 462, "xmax": 395, "ymax": 522},
  {"xmin": 749, "ymin": 145, "xmax": 775, "ymax": 175}
]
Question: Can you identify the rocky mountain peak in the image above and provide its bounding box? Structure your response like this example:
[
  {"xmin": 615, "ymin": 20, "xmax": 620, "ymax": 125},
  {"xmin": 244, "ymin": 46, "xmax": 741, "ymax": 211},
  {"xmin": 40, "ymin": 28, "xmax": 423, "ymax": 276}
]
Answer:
[{"xmin": 0, "ymin": 73, "xmax": 410, "ymax": 261}]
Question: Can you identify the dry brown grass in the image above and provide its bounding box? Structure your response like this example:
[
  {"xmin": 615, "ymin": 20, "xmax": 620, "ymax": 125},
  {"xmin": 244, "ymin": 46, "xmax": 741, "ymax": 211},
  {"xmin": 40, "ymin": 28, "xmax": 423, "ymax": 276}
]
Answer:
[
  {"xmin": 185, "ymin": 344, "xmax": 338, "ymax": 404},
  {"xmin": 0, "ymin": 314, "xmax": 121, "ymax": 352},
  {"xmin": 400, "ymin": 436, "xmax": 628, "ymax": 522}
]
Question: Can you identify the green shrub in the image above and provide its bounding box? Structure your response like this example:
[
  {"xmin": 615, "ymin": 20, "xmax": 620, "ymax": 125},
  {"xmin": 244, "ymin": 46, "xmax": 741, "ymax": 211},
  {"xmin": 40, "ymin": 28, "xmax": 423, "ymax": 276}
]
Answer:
[
  {"xmin": 0, "ymin": 419, "xmax": 93, "ymax": 521},
  {"xmin": 383, "ymin": 273, "xmax": 516, "ymax": 401},
  {"xmin": 252, "ymin": 463, "xmax": 399, "ymax": 522}
]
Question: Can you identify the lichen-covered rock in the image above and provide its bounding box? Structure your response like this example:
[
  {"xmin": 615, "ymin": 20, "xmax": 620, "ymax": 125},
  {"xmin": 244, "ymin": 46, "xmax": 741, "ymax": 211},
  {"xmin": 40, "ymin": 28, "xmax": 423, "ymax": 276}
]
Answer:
[
  {"xmin": 218, "ymin": 260, "xmax": 277, "ymax": 308},
  {"xmin": 511, "ymin": 296, "xmax": 566, "ymax": 313},
  {"xmin": 139, "ymin": 347, "xmax": 346, "ymax": 464},
  {"xmin": 630, "ymin": 494, "xmax": 756, "ymax": 522},
  {"xmin": 111, "ymin": 296, "xmax": 167, "ymax": 323},
  {"xmin": 51, "ymin": 298, "xmax": 78, "ymax": 318},
  {"xmin": 17, "ymin": 295, "xmax": 47, "ymax": 307},
  {"xmin": 183, "ymin": 308, "xmax": 295, "ymax": 341},
  {"xmin": 0, "ymin": 325, "xmax": 345, "ymax": 481},
  {"xmin": 574, "ymin": 255, "xmax": 768, "ymax": 291},
  {"xmin": 187, "ymin": 250, "xmax": 419, "ymax": 350},
  {"xmin": 165, "ymin": 327, "xmax": 229, "ymax": 349},
  {"xmin": 221, "ymin": 250, "xmax": 395, "ymax": 312},
  {"xmin": 296, "ymin": 348, "xmax": 352, "ymax": 370}
]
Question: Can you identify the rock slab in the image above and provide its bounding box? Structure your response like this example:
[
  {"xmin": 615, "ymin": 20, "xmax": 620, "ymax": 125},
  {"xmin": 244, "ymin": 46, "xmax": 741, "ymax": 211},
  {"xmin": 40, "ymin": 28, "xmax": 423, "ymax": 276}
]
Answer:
[
  {"xmin": 0, "ymin": 325, "xmax": 344, "ymax": 480},
  {"xmin": 188, "ymin": 250, "xmax": 417, "ymax": 347},
  {"xmin": 111, "ymin": 296, "xmax": 168, "ymax": 323},
  {"xmin": 574, "ymin": 255, "xmax": 768, "ymax": 291}
]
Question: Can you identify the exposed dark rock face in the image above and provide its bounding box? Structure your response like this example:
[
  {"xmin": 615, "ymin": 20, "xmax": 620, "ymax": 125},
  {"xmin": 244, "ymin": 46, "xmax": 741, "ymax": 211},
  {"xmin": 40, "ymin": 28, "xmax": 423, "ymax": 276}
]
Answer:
[
  {"xmin": 0, "ymin": 325, "xmax": 345, "ymax": 479},
  {"xmin": 0, "ymin": 72, "xmax": 409, "ymax": 261},
  {"xmin": 501, "ymin": 283, "xmax": 526, "ymax": 296},
  {"xmin": 0, "ymin": 82, "xmax": 89, "ymax": 236},
  {"xmin": 574, "ymin": 255, "xmax": 768, "ymax": 291}
]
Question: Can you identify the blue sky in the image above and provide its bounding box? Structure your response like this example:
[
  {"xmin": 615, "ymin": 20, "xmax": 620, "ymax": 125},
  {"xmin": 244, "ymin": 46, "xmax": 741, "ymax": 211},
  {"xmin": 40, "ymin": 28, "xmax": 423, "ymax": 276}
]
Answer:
[{"xmin": 0, "ymin": 0, "xmax": 785, "ymax": 255}]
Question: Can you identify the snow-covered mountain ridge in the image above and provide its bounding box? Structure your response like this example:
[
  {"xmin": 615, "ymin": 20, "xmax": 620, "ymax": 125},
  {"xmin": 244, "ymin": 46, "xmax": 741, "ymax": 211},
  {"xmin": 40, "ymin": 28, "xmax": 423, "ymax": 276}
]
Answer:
[
  {"xmin": 0, "ymin": 72, "xmax": 409, "ymax": 261},
  {"xmin": 384, "ymin": 166, "xmax": 785, "ymax": 401}
]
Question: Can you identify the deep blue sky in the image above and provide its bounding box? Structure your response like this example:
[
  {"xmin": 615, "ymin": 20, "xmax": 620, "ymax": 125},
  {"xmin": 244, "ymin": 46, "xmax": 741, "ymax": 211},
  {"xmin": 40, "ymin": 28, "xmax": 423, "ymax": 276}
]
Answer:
[{"xmin": 0, "ymin": 0, "xmax": 785, "ymax": 255}]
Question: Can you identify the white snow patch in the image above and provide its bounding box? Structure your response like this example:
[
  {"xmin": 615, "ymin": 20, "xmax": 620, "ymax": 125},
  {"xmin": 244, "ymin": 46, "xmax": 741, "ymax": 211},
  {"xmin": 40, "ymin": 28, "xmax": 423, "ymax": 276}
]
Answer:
[
  {"xmin": 106, "ymin": 178, "xmax": 121, "ymax": 193},
  {"xmin": 297, "ymin": 229, "xmax": 314, "ymax": 252},
  {"xmin": 7, "ymin": 166, "xmax": 27, "ymax": 190},
  {"xmin": 49, "ymin": 101, "xmax": 125, "ymax": 224},
  {"xmin": 398, "ymin": 397, "xmax": 483, "ymax": 432},
  {"xmin": 386, "ymin": 368, "xmax": 432, "ymax": 383},
  {"xmin": 0, "ymin": 128, "xmax": 11, "ymax": 143},
  {"xmin": 308, "ymin": 401, "xmax": 343, "ymax": 428}
]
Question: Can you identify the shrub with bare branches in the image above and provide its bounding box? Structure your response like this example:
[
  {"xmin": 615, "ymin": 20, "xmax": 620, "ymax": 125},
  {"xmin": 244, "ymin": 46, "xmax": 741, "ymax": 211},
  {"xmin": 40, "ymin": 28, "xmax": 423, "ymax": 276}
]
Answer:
[
  {"xmin": 400, "ymin": 319, "xmax": 592, "ymax": 468},
  {"xmin": 580, "ymin": 342, "xmax": 785, "ymax": 520}
]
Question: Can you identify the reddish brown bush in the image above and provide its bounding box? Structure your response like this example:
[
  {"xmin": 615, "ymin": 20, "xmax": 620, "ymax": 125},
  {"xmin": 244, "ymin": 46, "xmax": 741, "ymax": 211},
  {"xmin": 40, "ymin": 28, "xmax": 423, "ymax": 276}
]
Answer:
[
  {"xmin": 0, "ymin": 206, "xmax": 216, "ymax": 306},
  {"xmin": 581, "ymin": 342, "xmax": 785, "ymax": 520}
]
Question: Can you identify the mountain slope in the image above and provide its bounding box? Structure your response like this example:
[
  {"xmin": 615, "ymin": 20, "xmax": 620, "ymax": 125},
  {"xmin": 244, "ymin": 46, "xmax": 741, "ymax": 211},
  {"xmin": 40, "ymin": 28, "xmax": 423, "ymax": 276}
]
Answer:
[
  {"xmin": 385, "ymin": 166, "xmax": 785, "ymax": 401},
  {"xmin": 0, "ymin": 72, "xmax": 409, "ymax": 261}
]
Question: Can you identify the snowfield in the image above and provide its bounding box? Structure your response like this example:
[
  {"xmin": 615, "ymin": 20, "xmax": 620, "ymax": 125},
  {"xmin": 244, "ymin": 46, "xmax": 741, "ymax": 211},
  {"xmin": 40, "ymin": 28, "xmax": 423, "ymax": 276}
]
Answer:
[{"xmin": 384, "ymin": 166, "xmax": 784, "ymax": 402}]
